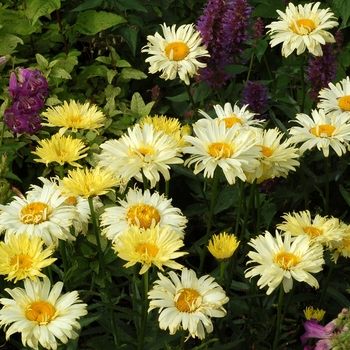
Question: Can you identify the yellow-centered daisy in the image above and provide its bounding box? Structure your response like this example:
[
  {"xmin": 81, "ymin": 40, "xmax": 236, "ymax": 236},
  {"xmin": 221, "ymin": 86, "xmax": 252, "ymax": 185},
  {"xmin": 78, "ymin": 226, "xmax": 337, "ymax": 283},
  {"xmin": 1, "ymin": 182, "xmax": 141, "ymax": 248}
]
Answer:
[
  {"xmin": 245, "ymin": 230, "xmax": 324, "ymax": 295},
  {"xmin": 101, "ymin": 187, "xmax": 187, "ymax": 242},
  {"xmin": 142, "ymin": 23, "xmax": 210, "ymax": 85},
  {"xmin": 113, "ymin": 224, "xmax": 187, "ymax": 274},
  {"xmin": 207, "ymin": 232, "xmax": 240, "ymax": 261},
  {"xmin": 42, "ymin": 100, "xmax": 105, "ymax": 134},
  {"xmin": 288, "ymin": 109, "xmax": 350, "ymax": 157},
  {"xmin": 304, "ymin": 306, "xmax": 326, "ymax": 321},
  {"xmin": 0, "ymin": 278, "xmax": 87, "ymax": 350},
  {"xmin": 0, "ymin": 233, "xmax": 56, "ymax": 283},
  {"xmin": 148, "ymin": 268, "xmax": 229, "ymax": 339},
  {"xmin": 266, "ymin": 2, "xmax": 338, "ymax": 57},
  {"xmin": 318, "ymin": 76, "xmax": 350, "ymax": 114},
  {"xmin": 32, "ymin": 133, "xmax": 89, "ymax": 167}
]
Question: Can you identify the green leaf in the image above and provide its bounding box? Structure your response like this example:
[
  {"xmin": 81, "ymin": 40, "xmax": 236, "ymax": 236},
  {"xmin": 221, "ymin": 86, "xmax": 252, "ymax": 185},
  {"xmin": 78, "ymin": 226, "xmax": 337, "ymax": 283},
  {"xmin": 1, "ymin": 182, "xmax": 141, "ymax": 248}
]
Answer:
[
  {"xmin": 71, "ymin": 0, "xmax": 103, "ymax": 12},
  {"xmin": 76, "ymin": 10, "xmax": 127, "ymax": 35},
  {"xmin": 223, "ymin": 64, "xmax": 248, "ymax": 75},
  {"xmin": 106, "ymin": 70, "xmax": 118, "ymax": 84},
  {"xmin": 118, "ymin": 25, "xmax": 139, "ymax": 56},
  {"xmin": 0, "ymin": 33, "xmax": 23, "ymax": 55},
  {"xmin": 24, "ymin": 0, "xmax": 61, "ymax": 25},
  {"xmin": 130, "ymin": 92, "xmax": 146, "ymax": 116},
  {"xmin": 50, "ymin": 67, "xmax": 72, "ymax": 79},
  {"xmin": 331, "ymin": 0, "xmax": 350, "ymax": 29},
  {"xmin": 119, "ymin": 67, "xmax": 147, "ymax": 81}
]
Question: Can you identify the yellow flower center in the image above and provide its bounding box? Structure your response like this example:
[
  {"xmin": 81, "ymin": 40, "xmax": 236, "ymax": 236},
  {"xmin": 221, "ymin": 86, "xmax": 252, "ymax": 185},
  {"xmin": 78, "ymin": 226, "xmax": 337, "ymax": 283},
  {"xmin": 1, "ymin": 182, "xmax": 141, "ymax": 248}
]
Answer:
[
  {"xmin": 338, "ymin": 96, "xmax": 350, "ymax": 111},
  {"xmin": 126, "ymin": 204, "xmax": 161, "ymax": 229},
  {"xmin": 11, "ymin": 254, "xmax": 32, "ymax": 269},
  {"xmin": 135, "ymin": 142, "xmax": 154, "ymax": 160},
  {"xmin": 303, "ymin": 226, "xmax": 322, "ymax": 237},
  {"xmin": 20, "ymin": 202, "xmax": 52, "ymax": 224},
  {"xmin": 65, "ymin": 196, "xmax": 78, "ymax": 206},
  {"xmin": 136, "ymin": 243, "xmax": 159, "ymax": 257},
  {"xmin": 221, "ymin": 115, "xmax": 242, "ymax": 128},
  {"xmin": 175, "ymin": 288, "xmax": 201, "ymax": 313},
  {"xmin": 274, "ymin": 252, "xmax": 300, "ymax": 270},
  {"xmin": 260, "ymin": 145, "xmax": 273, "ymax": 157},
  {"xmin": 25, "ymin": 301, "xmax": 56, "ymax": 324},
  {"xmin": 56, "ymin": 150, "xmax": 69, "ymax": 158},
  {"xmin": 165, "ymin": 42, "xmax": 190, "ymax": 61},
  {"xmin": 291, "ymin": 19, "xmax": 316, "ymax": 34},
  {"xmin": 70, "ymin": 116, "xmax": 83, "ymax": 124},
  {"xmin": 208, "ymin": 142, "xmax": 234, "ymax": 158},
  {"xmin": 310, "ymin": 124, "xmax": 335, "ymax": 137}
]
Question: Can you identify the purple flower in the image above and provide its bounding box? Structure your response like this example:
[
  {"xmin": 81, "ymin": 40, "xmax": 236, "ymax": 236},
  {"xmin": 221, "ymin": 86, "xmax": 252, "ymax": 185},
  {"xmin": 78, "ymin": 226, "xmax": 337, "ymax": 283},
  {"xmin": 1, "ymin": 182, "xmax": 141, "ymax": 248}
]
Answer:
[
  {"xmin": 241, "ymin": 81, "xmax": 269, "ymax": 115},
  {"xmin": 19, "ymin": 69, "xmax": 48, "ymax": 97},
  {"xmin": 8, "ymin": 72, "xmax": 20, "ymax": 100},
  {"xmin": 301, "ymin": 319, "xmax": 334, "ymax": 350},
  {"xmin": 4, "ymin": 110, "xmax": 42, "ymax": 135},
  {"xmin": 196, "ymin": 0, "xmax": 252, "ymax": 88},
  {"xmin": 12, "ymin": 95, "xmax": 45, "ymax": 115},
  {"xmin": 307, "ymin": 43, "xmax": 338, "ymax": 101}
]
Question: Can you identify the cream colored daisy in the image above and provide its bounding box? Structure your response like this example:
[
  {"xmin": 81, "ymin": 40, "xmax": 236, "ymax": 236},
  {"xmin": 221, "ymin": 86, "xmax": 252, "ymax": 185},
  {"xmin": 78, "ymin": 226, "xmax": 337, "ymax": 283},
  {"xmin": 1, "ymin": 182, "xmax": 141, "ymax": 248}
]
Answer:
[
  {"xmin": 288, "ymin": 109, "xmax": 350, "ymax": 157},
  {"xmin": 42, "ymin": 100, "xmax": 105, "ymax": 134},
  {"xmin": 59, "ymin": 165, "xmax": 121, "ymax": 199},
  {"xmin": 318, "ymin": 76, "xmax": 350, "ymax": 114},
  {"xmin": 304, "ymin": 306, "xmax": 326, "ymax": 322},
  {"xmin": 148, "ymin": 268, "xmax": 229, "ymax": 339},
  {"xmin": 101, "ymin": 187, "xmax": 187, "ymax": 242},
  {"xmin": 266, "ymin": 2, "xmax": 338, "ymax": 57},
  {"xmin": 140, "ymin": 115, "xmax": 191, "ymax": 148},
  {"xmin": 32, "ymin": 133, "xmax": 89, "ymax": 167},
  {"xmin": 113, "ymin": 224, "xmax": 187, "ymax": 274},
  {"xmin": 183, "ymin": 120, "xmax": 261, "ymax": 184},
  {"xmin": 97, "ymin": 123, "xmax": 183, "ymax": 189},
  {"xmin": 0, "ymin": 180, "xmax": 77, "ymax": 246},
  {"xmin": 141, "ymin": 23, "xmax": 209, "ymax": 85},
  {"xmin": 331, "ymin": 221, "xmax": 350, "ymax": 263},
  {"xmin": 0, "ymin": 233, "xmax": 56, "ymax": 283},
  {"xmin": 245, "ymin": 127, "xmax": 300, "ymax": 184},
  {"xmin": 277, "ymin": 210, "xmax": 346, "ymax": 249},
  {"xmin": 198, "ymin": 103, "xmax": 264, "ymax": 129},
  {"xmin": 245, "ymin": 230, "xmax": 324, "ymax": 295},
  {"xmin": 207, "ymin": 232, "xmax": 240, "ymax": 262},
  {"xmin": 0, "ymin": 278, "xmax": 87, "ymax": 350}
]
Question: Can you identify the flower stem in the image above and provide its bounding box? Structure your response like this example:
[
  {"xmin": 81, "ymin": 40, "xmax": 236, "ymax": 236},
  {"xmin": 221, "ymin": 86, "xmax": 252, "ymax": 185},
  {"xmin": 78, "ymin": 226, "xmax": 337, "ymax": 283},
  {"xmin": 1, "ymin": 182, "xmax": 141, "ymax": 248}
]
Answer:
[
  {"xmin": 138, "ymin": 269, "xmax": 149, "ymax": 350},
  {"xmin": 317, "ymin": 259, "xmax": 334, "ymax": 309},
  {"xmin": 88, "ymin": 197, "xmax": 120, "ymax": 347},
  {"xmin": 199, "ymin": 167, "xmax": 220, "ymax": 273},
  {"xmin": 324, "ymin": 155, "xmax": 330, "ymax": 215},
  {"xmin": 219, "ymin": 260, "xmax": 227, "ymax": 286},
  {"xmin": 272, "ymin": 284, "xmax": 285, "ymax": 350}
]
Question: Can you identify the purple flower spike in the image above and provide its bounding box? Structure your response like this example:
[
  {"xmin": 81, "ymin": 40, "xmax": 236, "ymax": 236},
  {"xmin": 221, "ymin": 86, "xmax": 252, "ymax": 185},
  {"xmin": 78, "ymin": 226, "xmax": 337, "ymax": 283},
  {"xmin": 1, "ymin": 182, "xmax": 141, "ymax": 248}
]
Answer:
[
  {"xmin": 241, "ymin": 81, "xmax": 269, "ymax": 115},
  {"xmin": 20, "ymin": 69, "xmax": 48, "ymax": 96},
  {"xmin": 12, "ymin": 95, "xmax": 44, "ymax": 114},
  {"xmin": 8, "ymin": 72, "xmax": 20, "ymax": 100}
]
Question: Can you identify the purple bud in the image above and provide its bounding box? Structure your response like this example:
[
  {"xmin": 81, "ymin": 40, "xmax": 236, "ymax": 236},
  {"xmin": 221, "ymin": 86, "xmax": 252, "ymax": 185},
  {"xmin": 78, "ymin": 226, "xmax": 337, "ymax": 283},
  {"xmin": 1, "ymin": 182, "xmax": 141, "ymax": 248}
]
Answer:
[
  {"xmin": 8, "ymin": 72, "xmax": 20, "ymax": 100},
  {"xmin": 0, "ymin": 55, "xmax": 10, "ymax": 67}
]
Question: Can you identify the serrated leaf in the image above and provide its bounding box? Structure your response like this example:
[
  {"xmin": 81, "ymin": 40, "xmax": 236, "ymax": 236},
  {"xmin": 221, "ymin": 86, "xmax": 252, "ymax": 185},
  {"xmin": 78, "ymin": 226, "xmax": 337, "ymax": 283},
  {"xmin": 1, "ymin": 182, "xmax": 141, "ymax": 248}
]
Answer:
[
  {"xmin": 50, "ymin": 67, "xmax": 72, "ymax": 79},
  {"xmin": 24, "ymin": 0, "xmax": 61, "ymax": 25},
  {"xmin": 35, "ymin": 53, "xmax": 49, "ymax": 69},
  {"xmin": 95, "ymin": 56, "xmax": 111, "ymax": 65},
  {"xmin": 331, "ymin": 0, "xmax": 350, "ymax": 28},
  {"xmin": 141, "ymin": 101, "xmax": 155, "ymax": 117},
  {"xmin": 130, "ymin": 92, "xmax": 145, "ymax": 115},
  {"xmin": 76, "ymin": 10, "xmax": 127, "ymax": 35},
  {"xmin": 0, "ymin": 33, "xmax": 23, "ymax": 55},
  {"xmin": 119, "ymin": 67, "xmax": 147, "ymax": 81},
  {"xmin": 118, "ymin": 25, "xmax": 139, "ymax": 56},
  {"xmin": 106, "ymin": 69, "xmax": 118, "ymax": 84}
]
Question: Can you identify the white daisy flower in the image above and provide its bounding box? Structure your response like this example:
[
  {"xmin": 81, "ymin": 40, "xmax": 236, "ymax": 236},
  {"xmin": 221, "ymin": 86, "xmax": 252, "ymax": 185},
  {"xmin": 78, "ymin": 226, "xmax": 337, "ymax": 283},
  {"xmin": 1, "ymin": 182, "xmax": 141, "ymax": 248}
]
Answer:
[
  {"xmin": 266, "ymin": 2, "xmax": 338, "ymax": 57},
  {"xmin": 245, "ymin": 230, "xmax": 324, "ymax": 295},
  {"xmin": 0, "ymin": 278, "xmax": 87, "ymax": 350},
  {"xmin": 288, "ymin": 109, "xmax": 350, "ymax": 157},
  {"xmin": 148, "ymin": 268, "xmax": 229, "ymax": 339},
  {"xmin": 0, "ymin": 180, "xmax": 77, "ymax": 246},
  {"xmin": 101, "ymin": 187, "xmax": 187, "ymax": 242},
  {"xmin": 183, "ymin": 120, "xmax": 261, "ymax": 184},
  {"xmin": 245, "ymin": 127, "xmax": 300, "ymax": 183},
  {"xmin": 318, "ymin": 76, "xmax": 350, "ymax": 114},
  {"xmin": 197, "ymin": 103, "xmax": 264, "ymax": 129},
  {"xmin": 97, "ymin": 123, "xmax": 183, "ymax": 189},
  {"xmin": 141, "ymin": 23, "xmax": 210, "ymax": 85}
]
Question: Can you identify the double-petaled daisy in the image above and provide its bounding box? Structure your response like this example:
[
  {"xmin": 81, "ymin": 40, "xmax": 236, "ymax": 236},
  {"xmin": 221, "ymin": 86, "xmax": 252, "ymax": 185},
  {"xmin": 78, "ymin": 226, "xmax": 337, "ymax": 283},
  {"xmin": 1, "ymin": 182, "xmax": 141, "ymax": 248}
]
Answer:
[
  {"xmin": 97, "ymin": 123, "xmax": 183, "ymax": 189},
  {"xmin": 148, "ymin": 268, "xmax": 229, "ymax": 339},
  {"xmin": 277, "ymin": 210, "xmax": 346, "ymax": 249},
  {"xmin": 142, "ymin": 23, "xmax": 210, "ymax": 85},
  {"xmin": 198, "ymin": 103, "xmax": 263, "ymax": 129},
  {"xmin": 0, "ymin": 278, "xmax": 87, "ymax": 350},
  {"xmin": 0, "ymin": 180, "xmax": 76, "ymax": 246},
  {"xmin": 331, "ymin": 221, "xmax": 350, "ymax": 263},
  {"xmin": 42, "ymin": 100, "xmax": 105, "ymax": 134},
  {"xmin": 207, "ymin": 232, "xmax": 240, "ymax": 262},
  {"xmin": 318, "ymin": 76, "xmax": 350, "ymax": 114},
  {"xmin": 0, "ymin": 233, "xmax": 56, "ymax": 283},
  {"xmin": 113, "ymin": 224, "xmax": 186, "ymax": 274},
  {"xmin": 183, "ymin": 120, "xmax": 261, "ymax": 184},
  {"xmin": 245, "ymin": 127, "xmax": 300, "ymax": 183},
  {"xmin": 59, "ymin": 165, "xmax": 121, "ymax": 199},
  {"xmin": 32, "ymin": 133, "xmax": 89, "ymax": 167},
  {"xmin": 266, "ymin": 2, "xmax": 338, "ymax": 57},
  {"xmin": 245, "ymin": 230, "xmax": 324, "ymax": 295},
  {"xmin": 288, "ymin": 109, "xmax": 350, "ymax": 157},
  {"xmin": 101, "ymin": 187, "xmax": 187, "ymax": 242}
]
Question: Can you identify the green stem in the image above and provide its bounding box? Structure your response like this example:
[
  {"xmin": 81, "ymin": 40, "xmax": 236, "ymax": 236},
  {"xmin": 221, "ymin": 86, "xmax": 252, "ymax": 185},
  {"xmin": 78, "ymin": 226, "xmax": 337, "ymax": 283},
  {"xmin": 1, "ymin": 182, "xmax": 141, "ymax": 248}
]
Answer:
[
  {"xmin": 219, "ymin": 260, "xmax": 227, "ymax": 286},
  {"xmin": 88, "ymin": 197, "xmax": 120, "ymax": 347},
  {"xmin": 141, "ymin": 170, "xmax": 149, "ymax": 191},
  {"xmin": 246, "ymin": 52, "xmax": 255, "ymax": 83},
  {"xmin": 138, "ymin": 269, "xmax": 149, "ymax": 350},
  {"xmin": 235, "ymin": 180, "xmax": 244, "ymax": 237},
  {"xmin": 272, "ymin": 284, "xmax": 285, "ymax": 350},
  {"xmin": 58, "ymin": 240, "xmax": 70, "ymax": 290},
  {"xmin": 255, "ymin": 182, "xmax": 261, "ymax": 235},
  {"xmin": 241, "ymin": 180, "xmax": 256, "ymax": 239},
  {"xmin": 59, "ymin": 164, "xmax": 64, "ymax": 179},
  {"xmin": 317, "ymin": 259, "xmax": 334, "ymax": 309},
  {"xmin": 324, "ymin": 155, "xmax": 330, "ymax": 216},
  {"xmin": 299, "ymin": 165, "xmax": 309, "ymax": 211},
  {"xmin": 184, "ymin": 83, "xmax": 197, "ymax": 118},
  {"xmin": 0, "ymin": 120, "xmax": 5, "ymax": 149},
  {"xmin": 199, "ymin": 167, "xmax": 221, "ymax": 273}
]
